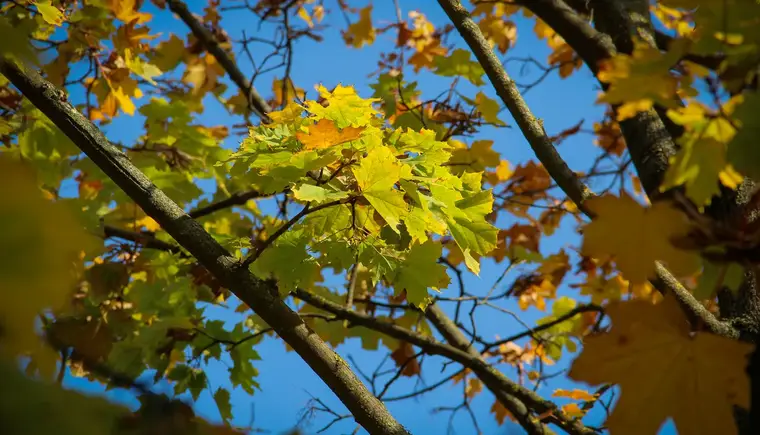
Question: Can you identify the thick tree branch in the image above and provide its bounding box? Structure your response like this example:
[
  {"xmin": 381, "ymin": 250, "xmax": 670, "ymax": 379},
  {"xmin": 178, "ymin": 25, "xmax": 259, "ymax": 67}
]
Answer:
[
  {"xmin": 436, "ymin": 0, "xmax": 733, "ymax": 338},
  {"xmin": 296, "ymin": 289, "xmax": 596, "ymax": 435},
  {"xmin": 437, "ymin": 0, "xmax": 594, "ymax": 215},
  {"xmin": 165, "ymin": 0, "xmax": 272, "ymax": 121},
  {"xmin": 0, "ymin": 59, "xmax": 409, "ymax": 435},
  {"xmin": 520, "ymin": 0, "xmax": 617, "ymax": 75},
  {"xmin": 585, "ymin": 0, "xmax": 679, "ymax": 196}
]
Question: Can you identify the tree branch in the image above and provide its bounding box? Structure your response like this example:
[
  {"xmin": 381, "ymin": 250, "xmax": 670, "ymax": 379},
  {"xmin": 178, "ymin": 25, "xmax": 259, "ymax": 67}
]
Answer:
[
  {"xmin": 0, "ymin": 58, "xmax": 409, "ymax": 435},
  {"xmin": 424, "ymin": 304, "xmax": 550, "ymax": 434},
  {"xmin": 436, "ymin": 0, "xmax": 734, "ymax": 338},
  {"xmin": 436, "ymin": 0, "xmax": 595, "ymax": 215},
  {"xmin": 519, "ymin": 0, "xmax": 617, "ymax": 75},
  {"xmin": 165, "ymin": 0, "xmax": 272, "ymax": 121},
  {"xmin": 295, "ymin": 289, "xmax": 596, "ymax": 435},
  {"xmin": 241, "ymin": 197, "xmax": 354, "ymax": 267},
  {"xmin": 189, "ymin": 189, "xmax": 275, "ymax": 219}
]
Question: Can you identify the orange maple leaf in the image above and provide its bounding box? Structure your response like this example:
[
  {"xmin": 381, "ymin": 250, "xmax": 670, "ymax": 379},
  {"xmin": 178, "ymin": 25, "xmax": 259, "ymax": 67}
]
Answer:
[
  {"xmin": 569, "ymin": 295, "xmax": 753, "ymax": 435},
  {"xmin": 296, "ymin": 119, "xmax": 365, "ymax": 150}
]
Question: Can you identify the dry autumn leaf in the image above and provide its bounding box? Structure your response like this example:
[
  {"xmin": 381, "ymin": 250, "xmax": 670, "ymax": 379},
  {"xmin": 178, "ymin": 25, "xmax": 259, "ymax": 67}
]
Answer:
[{"xmin": 569, "ymin": 295, "xmax": 753, "ymax": 435}]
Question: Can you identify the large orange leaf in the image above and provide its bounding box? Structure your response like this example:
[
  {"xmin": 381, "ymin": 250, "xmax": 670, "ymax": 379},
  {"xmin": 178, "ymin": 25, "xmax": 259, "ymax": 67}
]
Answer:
[{"xmin": 569, "ymin": 296, "xmax": 753, "ymax": 435}]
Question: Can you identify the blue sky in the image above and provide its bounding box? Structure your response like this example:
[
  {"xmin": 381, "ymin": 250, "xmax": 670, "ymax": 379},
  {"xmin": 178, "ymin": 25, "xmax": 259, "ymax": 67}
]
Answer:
[{"xmin": 54, "ymin": 1, "xmax": 676, "ymax": 434}]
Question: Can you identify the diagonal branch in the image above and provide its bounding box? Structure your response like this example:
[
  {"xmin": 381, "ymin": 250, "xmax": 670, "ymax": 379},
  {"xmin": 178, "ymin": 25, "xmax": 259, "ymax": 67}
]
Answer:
[
  {"xmin": 424, "ymin": 304, "xmax": 551, "ymax": 434},
  {"xmin": 0, "ymin": 58, "xmax": 409, "ymax": 435},
  {"xmin": 519, "ymin": 0, "xmax": 617, "ymax": 75},
  {"xmin": 295, "ymin": 289, "xmax": 596, "ymax": 435},
  {"xmin": 166, "ymin": 0, "xmax": 272, "ymax": 121},
  {"xmin": 437, "ymin": 0, "xmax": 595, "ymax": 215},
  {"xmin": 435, "ymin": 0, "xmax": 734, "ymax": 338}
]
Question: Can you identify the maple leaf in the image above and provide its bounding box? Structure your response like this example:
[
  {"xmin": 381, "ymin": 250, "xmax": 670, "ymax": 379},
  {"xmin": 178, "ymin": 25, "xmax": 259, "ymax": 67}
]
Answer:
[
  {"xmin": 597, "ymin": 39, "xmax": 692, "ymax": 120},
  {"xmin": 581, "ymin": 193, "xmax": 701, "ymax": 284},
  {"xmin": 553, "ymin": 388, "xmax": 595, "ymax": 401},
  {"xmin": 305, "ymin": 84, "xmax": 380, "ymax": 128},
  {"xmin": 477, "ymin": 15, "xmax": 516, "ymax": 54},
  {"xmin": 490, "ymin": 399, "xmax": 515, "ymax": 425},
  {"xmin": 693, "ymin": 260, "xmax": 744, "ymax": 300},
  {"xmin": 473, "ymin": 92, "xmax": 506, "ymax": 126},
  {"xmin": 109, "ymin": 0, "xmax": 152, "ymax": 24},
  {"xmin": 393, "ymin": 240, "xmax": 451, "ymax": 309},
  {"xmin": 433, "ymin": 49, "xmax": 485, "ymax": 86},
  {"xmin": 569, "ymin": 295, "xmax": 753, "ymax": 435},
  {"xmin": 34, "ymin": 0, "xmax": 64, "ymax": 26},
  {"xmin": 342, "ymin": 5, "xmax": 376, "ymax": 48},
  {"xmin": 150, "ymin": 35, "xmax": 186, "ymax": 72},
  {"xmin": 292, "ymin": 184, "xmax": 349, "ymax": 204},
  {"xmin": 272, "ymin": 76, "xmax": 305, "ymax": 107},
  {"xmin": 661, "ymin": 101, "xmax": 744, "ymax": 208},
  {"xmin": 390, "ymin": 341, "xmax": 420, "ymax": 376},
  {"xmin": 408, "ymin": 39, "xmax": 448, "ymax": 72},
  {"xmin": 352, "ymin": 146, "xmax": 409, "ymax": 233},
  {"xmin": 296, "ymin": 119, "xmax": 365, "ymax": 150},
  {"xmin": 447, "ymin": 139, "xmax": 500, "ymax": 174}
]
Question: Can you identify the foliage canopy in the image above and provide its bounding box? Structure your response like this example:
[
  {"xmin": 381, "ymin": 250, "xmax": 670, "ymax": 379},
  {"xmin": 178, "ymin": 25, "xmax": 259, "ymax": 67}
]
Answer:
[{"xmin": 1, "ymin": 0, "xmax": 759, "ymax": 434}]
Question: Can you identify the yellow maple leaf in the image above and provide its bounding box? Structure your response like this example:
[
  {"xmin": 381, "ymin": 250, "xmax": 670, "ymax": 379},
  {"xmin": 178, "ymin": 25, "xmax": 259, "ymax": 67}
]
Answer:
[
  {"xmin": 561, "ymin": 403, "xmax": 586, "ymax": 418},
  {"xmin": 34, "ymin": 0, "xmax": 64, "ymax": 26},
  {"xmin": 490, "ymin": 399, "xmax": 515, "ymax": 425},
  {"xmin": 408, "ymin": 39, "xmax": 448, "ymax": 72},
  {"xmin": 184, "ymin": 55, "xmax": 225, "ymax": 95},
  {"xmin": 110, "ymin": 0, "xmax": 151, "ymax": 24},
  {"xmin": 485, "ymin": 159, "xmax": 513, "ymax": 185},
  {"xmin": 478, "ymin": 15, "xmax": 516, "ymax": 54},
  {"xmin": 272, "ymin": 77, "xmax": 305, "ymax": 107},
  {"xmin": 553, "ymin": 388, "xmax": 596, "ymax": 401},
  {"xmin": 342, "ymin": 5, "xmax": 375, "ymax": 48},
  {"xmin": 597, "ymin": 39, "xmax": 691, "ymax": 121},
  {"xmin": 296, "ymin": 119, "xmax": 365, "ymax": 150},
  {"xmin": 268, "ymin": 102, "xmax": 305, "ymax": 124},
  {"xmin": 581, "ymin": 193, "xmax": 701, "ymax": 284},
  {"xmin": 569, "ymin": 295, "xmax": 753, "ymax": 435},
  {"xmin": 661, "ymin": 101, "xmax": 744, "ymax": 208}
]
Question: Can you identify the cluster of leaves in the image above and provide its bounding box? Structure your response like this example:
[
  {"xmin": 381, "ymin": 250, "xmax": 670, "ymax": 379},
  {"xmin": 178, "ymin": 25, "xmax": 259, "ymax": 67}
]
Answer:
[{"xmin": 225, "ymin": 84, "xmax": 499, "ymax": 307}]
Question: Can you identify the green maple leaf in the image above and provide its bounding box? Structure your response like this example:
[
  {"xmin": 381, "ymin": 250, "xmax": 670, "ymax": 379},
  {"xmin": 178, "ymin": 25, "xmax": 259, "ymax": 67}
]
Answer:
[
  {"xmin": 393, "ymin": 241, "xmax": 450, "ymax": 309},
  {"xmin": 292, "ymin": 183, "xmax": 349, "ymax": 203},
  {"xmin": 727, "ymin": 92, "xmax": 760, "ymax": 180},
  {"xmin": 303, "ymin": 204, "xmax": 352, "ymax": 235},
  {"xmin": 433, "ymin": 49, "xmax": 485, "ymax": 86},
  {"xmin": 229, "ymin": 345, "xmax": 261, "ymax": 395},
  {"xmin": 474, "ymin": 92, "xmax": 506, "ymax": 126},
  {"xmin": 213, "ymin": 388, "xmax": 233, "ymax": 422},
  {"xmin": 536, "ymin": 296, "xmax": 581, "ymax": 361},
  {"xmin": 250, "ymin": 228, "xmax": 320, "ymax": 294},
  {"xmin": 353, "ymin": 146, "xmax": 409, "ymax": 232},
  {"xmin": 168, "ymin": 365, "xmax": 207, "ymax": 401},
  {"xmin": 428, "ymin": 184, "xmax": 498, "ymax": 274}
]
